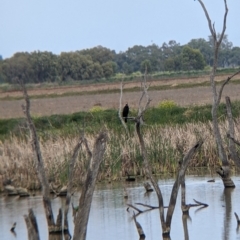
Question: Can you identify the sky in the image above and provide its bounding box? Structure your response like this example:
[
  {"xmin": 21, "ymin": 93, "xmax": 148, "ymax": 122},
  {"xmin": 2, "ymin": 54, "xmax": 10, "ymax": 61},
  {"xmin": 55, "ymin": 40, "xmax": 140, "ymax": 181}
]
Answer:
[{"xmin": 1, "ymin": 0, "xmax": 240, "ymax": 59}]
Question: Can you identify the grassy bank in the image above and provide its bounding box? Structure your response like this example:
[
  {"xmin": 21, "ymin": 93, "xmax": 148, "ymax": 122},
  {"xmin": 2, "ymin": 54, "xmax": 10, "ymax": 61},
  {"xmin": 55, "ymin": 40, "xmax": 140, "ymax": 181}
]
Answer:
[
  {"xmin": 1, "ymin": 100, "xmax": 240, "ymax": 139},
  {"xmin": 0, "ymin": 100, "xmax": 240, "ymax": 190},
  {"xmin": 0, "ymin": 119, "xmax": 238, "ymax": 191}
]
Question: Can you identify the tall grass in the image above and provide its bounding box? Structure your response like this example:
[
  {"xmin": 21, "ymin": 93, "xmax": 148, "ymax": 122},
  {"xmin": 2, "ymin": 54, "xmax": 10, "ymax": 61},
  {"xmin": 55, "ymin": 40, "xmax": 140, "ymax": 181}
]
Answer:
[
  {"xmin": 1, "ymin": 117, "xmax": 239, "ymax": 190},
  {"xmin": 1, "ymin": 100, "xmax": 240, "ymax": 190},
  {"xmin": 1, "ymin": 101, "xmax": 240, "ymax": 141}
]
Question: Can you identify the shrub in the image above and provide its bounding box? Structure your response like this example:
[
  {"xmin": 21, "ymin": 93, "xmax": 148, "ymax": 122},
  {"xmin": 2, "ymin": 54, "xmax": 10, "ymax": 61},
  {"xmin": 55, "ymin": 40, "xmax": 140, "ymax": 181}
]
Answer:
[
  {"xmin": 89, "ymin": 106, "xmax": 105, "ymax": 113},
  {"xmin": 157, "ymin": 100, "xmax": 177, "ymax": 110}
]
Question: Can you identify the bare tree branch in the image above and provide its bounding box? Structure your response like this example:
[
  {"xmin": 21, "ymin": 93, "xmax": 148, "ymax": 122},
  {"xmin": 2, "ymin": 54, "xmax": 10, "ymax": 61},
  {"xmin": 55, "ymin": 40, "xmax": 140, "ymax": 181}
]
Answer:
[
  {"xmin": 165, "ymin": 140, "xmax": 203, "ymax": 227},
  {"xmin": 217, "ymin": 69, "xmax": 240, "ymax": 106},
  {"xmin": 197, "ymin": 0, "xmax": 215, "ymax": 37},
  {"xmin": 197, "ymin": 0, "xmax": 235, "ymax": 188},
  {"xmin": 19, "ymin": 79, "xmax": 56, "ymax": 228},
  {"xmin": 133, "ymin": 212, "xmax": 146, "ymax": 239},
  {"xmin": 64, "ymin": 137, "xmax": 85, "ymax": 229}
]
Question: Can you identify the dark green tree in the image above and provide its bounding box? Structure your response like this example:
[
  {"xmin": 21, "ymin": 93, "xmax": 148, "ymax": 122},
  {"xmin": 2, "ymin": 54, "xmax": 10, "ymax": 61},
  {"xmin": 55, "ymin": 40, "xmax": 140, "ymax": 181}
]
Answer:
[
  {"xmin": 229, "ymin": 47, "xmax": 240, "ymax": 67},
  {"xmin": 188, "ymin": 38, "xmax": 212, "ymax": 65},
  {"xmin": 181, "ymin": 46, "xmax": 206, "ymax": 70},
  {"xmin": 79, "ymin": 46, "xmax": 115, "ymax": 64},
  {"xmin": 30, "ymin": 51, "xmax": 58, "ymax": 82},
  {"xmin": 1, "ymin": 52, "xmax": 34, "ymax": 83},
  {"xmin": 102, "ymin": 61, "xmax": 116, "ymax": 78}
]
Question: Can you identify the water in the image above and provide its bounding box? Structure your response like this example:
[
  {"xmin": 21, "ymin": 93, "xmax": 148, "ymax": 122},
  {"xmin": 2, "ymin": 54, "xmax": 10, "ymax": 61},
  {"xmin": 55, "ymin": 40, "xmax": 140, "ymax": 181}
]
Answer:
[{"xmin": 1, "ymin": 174, "xmax": 240, "ymax": 240}]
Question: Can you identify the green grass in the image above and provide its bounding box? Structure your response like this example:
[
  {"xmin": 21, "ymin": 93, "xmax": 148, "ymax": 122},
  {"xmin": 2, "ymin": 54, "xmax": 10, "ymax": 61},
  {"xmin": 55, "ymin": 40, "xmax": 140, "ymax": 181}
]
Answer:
[{"xmin": 1, "ymin": 100, "xmax": 240, "ymax": 141}]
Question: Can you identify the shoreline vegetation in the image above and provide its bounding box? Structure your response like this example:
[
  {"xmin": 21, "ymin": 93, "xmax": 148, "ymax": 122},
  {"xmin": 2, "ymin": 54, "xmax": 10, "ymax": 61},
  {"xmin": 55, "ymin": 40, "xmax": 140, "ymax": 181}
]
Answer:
[{"xmin": 1, "ymin": 70, "xmax": 240, "ymax": 191}]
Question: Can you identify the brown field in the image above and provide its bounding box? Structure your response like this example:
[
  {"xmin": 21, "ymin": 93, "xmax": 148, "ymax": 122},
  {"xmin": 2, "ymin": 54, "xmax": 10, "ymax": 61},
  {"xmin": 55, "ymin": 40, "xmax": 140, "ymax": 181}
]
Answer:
[{"xmin": 0, "ymin": 74, "xmax": 240, "ymax": 119}]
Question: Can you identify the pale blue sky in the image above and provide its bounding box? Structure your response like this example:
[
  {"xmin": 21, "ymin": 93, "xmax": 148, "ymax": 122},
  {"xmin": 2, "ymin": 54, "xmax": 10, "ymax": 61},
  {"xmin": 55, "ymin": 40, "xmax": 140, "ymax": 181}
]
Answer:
[{"xmin": 1, "ymin": 0, "xmax": 239, "ymax": 59}]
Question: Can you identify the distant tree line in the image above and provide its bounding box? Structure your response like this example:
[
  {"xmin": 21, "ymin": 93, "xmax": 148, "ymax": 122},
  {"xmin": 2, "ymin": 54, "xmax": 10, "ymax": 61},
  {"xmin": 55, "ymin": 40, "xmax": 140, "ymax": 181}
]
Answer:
[{"xmin": 0, "ymin": 35, "xmax": 239, "ymax": 84}]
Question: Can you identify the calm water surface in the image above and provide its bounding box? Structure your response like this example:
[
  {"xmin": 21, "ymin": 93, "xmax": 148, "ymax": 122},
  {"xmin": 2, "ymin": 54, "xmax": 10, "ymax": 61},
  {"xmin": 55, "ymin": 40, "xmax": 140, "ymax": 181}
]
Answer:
[{"xmin": 1, "ymin": 174, "xmax": 240, "ymax": 240}]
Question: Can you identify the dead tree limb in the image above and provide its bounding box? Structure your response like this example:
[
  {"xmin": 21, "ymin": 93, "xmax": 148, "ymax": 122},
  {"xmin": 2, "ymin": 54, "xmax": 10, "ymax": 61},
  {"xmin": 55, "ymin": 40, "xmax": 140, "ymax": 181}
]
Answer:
[
  {"xmin": 234, "ymin": 212, "xmax": 240, "ymax": 225},
  {"xmin": 193, "ymin": 199, "xmax": 208, "ymax": 207},
  {"xmin": 127, "ymin": 204, "xmax": 143, "ymax": 214},
  {"xmin": 227, "ymin": 135, "xmax": 240, "ymax": 147},
  {"xmin": 24, "ymin": 209, "xmax": 40, "ymax": 240},
  {"xmin": 165, "ymin": 141, "xmax": 203, "ymax": 232},
  {"xmin": 136, "ymin": 203, "xmax": 159, "ymax": 210},
  {"xmin": 10, "ymin": 222, "xmax": 17, "ymax": 232},
  {"xmin": 20, "ymin": 81, "xmax": 56, "ymax": 229},
  {"xmin": 122, "ymin": 69, "xmax": 203, "ymax": 237},
  {"xmin": 64, "ymin": 137, "xmax": 85, "ymax": 229},
  {"xmin": 197, "ymin": 0, "xmax": 235, "ymax": 188},
  {"xmin": 73, "ymin": 131, "xmax": 108, "ymax": 240},
  {"xmin": 133, "ymin": 212, "xmax": 146, "ymax": 239}
]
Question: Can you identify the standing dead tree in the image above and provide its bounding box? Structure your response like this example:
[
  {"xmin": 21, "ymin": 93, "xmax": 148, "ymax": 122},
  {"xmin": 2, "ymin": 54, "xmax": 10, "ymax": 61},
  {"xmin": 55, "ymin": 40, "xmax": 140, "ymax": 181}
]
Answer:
[
  {"xmin": 120, "ymin": 71, "xmax": 203, "ymax": 238},
  {"xmin": 73, "ymin": 131, "xmax": 108, "ymax": 240},
  {"xmin": 20, "ymin": 79, "xmax": 108, "ymax": 240},
  {"xmin": 63, "ymin": 136, "xmax": 89, "ymax": 232},
  {"xmin": 197, "ymin": 0, "xmax": 240, "ymax": 187},
  {"xmin": 21, "ymin": 81, "xmax": 63, "ymax": 234}
]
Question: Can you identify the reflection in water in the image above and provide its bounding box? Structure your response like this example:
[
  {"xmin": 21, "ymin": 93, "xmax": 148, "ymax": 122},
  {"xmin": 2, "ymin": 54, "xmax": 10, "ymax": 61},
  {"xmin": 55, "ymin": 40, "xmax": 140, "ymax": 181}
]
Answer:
[
  {"xmin": 222, "ymin": 188, "xmax": 234, "ymax": 240},
  {"xmin": 1, "ymin": 175, "xmax": 240, "ymax": 240},
  {"xmin": 182, "ymin": 213, "xmax": 190, "ymax": 240}
]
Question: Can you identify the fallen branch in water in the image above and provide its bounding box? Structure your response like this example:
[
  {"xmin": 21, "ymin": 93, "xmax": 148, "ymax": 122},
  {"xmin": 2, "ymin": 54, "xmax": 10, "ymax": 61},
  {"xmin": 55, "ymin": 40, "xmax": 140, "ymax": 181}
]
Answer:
[
  {"xmin": 133, "ymin": 212, "xmax": 146, "ymax": 239},
  {"xmin": 234, "ymin": 212, "xmax": 240, "ymax": 225}
]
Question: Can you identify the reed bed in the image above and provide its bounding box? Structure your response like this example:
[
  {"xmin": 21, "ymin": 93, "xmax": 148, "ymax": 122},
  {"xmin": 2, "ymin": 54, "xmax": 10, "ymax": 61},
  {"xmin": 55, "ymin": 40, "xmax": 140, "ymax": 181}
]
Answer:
[{"xmin": 1, "ymin": 118, "xmax": 239, "ymax": 190}]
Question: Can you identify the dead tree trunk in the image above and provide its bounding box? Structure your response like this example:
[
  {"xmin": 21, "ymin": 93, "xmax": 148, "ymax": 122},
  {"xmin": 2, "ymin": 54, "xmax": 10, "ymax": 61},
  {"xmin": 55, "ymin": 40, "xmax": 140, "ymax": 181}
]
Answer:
[
  {"xmin": 197, "ymin": 0, "xmax": 235, "ymax": 187},
  {"xmin": 24, "ymin": 208, "xmax": 40, "ymax": 240},
  {"xmin": 120, "ymin": 70, "xmax": 203, "ymax": 238},
  {"xmin": 21, "ymin": 82, "xmax": 56, "ymax": 229},
  {"xmin": 136, "ymin": 119, "xmax": 203, "ymax": 237},
  {"xmin": 73, "ymin": 131, "xmax": 108, "ymax": 240},
  {"xmin": 20, "ymin": 81, "xmax": 75, "ymax": 236},
  {"xmin": 64, "ymin": 137, "xmax": 86, "ymax": 230}
]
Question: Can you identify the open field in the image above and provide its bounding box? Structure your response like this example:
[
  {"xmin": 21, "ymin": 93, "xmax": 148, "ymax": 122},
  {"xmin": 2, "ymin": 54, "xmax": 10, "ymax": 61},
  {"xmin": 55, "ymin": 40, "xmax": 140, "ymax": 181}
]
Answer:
[{"xmin": 0, "ymin": 74, "xmax": 240, "ymax": 119}]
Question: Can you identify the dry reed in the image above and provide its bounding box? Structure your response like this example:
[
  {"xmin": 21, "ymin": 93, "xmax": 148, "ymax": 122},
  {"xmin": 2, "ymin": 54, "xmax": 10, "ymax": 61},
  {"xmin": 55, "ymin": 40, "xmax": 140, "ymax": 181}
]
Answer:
[{"xmin": 0, "ymin": 118, "xmax": 239, "ymax": 190}]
